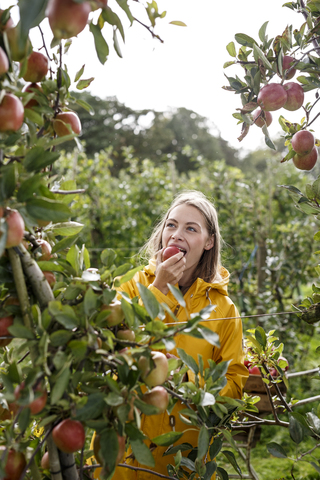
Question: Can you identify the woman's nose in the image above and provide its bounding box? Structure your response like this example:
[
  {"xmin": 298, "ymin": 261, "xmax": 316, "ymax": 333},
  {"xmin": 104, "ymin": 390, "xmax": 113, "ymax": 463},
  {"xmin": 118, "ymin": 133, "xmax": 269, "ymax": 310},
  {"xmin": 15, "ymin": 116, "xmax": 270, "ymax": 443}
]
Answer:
[{"xmin": 171, "ymin": 229, "xmax": 183, "ymax": 240}]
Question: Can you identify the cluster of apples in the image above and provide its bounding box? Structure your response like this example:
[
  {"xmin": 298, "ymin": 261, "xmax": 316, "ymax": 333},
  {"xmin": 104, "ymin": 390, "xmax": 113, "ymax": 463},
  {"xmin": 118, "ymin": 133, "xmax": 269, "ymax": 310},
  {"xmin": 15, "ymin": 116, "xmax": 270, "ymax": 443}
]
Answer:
[
  {"xmin": 0, "ymin": 0, "xmax": 114, "ymax": 137},
  {"xmin": 253, "ymin": 55, "xmax": 303, "ymax": 129},
  {"xmin": 244, "ymin": 354, "xmax": 289, "ymax": 377}
]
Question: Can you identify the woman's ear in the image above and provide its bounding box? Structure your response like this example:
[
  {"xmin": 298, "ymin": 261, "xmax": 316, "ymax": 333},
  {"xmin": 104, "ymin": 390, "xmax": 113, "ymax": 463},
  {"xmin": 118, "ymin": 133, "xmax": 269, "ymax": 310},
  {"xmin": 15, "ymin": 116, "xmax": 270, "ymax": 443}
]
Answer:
[{"xmin": 204, "ymin": 235, "xmax": 214, "ymax": 251}]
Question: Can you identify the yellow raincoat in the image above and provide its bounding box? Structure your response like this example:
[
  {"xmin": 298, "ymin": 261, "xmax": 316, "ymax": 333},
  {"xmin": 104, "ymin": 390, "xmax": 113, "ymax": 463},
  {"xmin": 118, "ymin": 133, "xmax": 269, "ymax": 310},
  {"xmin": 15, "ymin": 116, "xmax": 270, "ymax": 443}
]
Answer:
[{"xmin": 92, "ymin": 260, "xmax": 248, "ymax": 480}]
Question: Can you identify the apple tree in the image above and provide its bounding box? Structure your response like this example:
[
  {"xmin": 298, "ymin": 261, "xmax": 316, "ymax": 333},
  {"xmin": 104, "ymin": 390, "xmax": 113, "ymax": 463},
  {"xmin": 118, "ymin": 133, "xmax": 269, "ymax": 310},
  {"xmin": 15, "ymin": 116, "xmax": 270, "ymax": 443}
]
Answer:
[{"xmin": 0, "ymin": 2, "xmax": 251, "ymax": 480}]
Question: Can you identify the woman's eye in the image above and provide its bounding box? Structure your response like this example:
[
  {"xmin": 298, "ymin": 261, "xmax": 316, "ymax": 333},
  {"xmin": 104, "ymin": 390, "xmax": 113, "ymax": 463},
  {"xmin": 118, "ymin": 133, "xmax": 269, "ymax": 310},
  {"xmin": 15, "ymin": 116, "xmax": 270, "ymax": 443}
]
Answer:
[
  {"xmin": 187, "ymin": 226, "xmax": 196, "ymax": 232},
  {"xmin": 166, "ymin": 222, "xmax": 175, "ymax": 228}
]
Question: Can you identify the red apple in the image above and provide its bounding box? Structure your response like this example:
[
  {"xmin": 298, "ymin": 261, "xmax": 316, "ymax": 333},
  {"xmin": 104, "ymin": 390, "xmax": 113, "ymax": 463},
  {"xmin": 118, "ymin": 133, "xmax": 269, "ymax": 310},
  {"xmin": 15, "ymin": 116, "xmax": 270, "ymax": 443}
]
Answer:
[
  {"xmin": 291, "ymin": 130, "xmax": 315, "ymax": 155},
  {"xmin": 43, "ymin": 271, "xmax": 56, "ymax": 287},
  {"xmin": 142, "ymin": 386, "xmax": 169, "ymax": 413},
  {"xmin": 257, "ymin": 83, "xmax": 288, "ymax": 111},
  {"xmin": 244, "ymin": 359, "xmax": 251, "ymax": 369},
  {"xmin": 14, "ymin": 382, "xmax": 47, "ymax": 415},
  {"xmin": 269, "ymin": 368, "xmax": 279, "ymax": 377},
  {"xmin": 23, "ymin": 83, "xmax": 43, "ymax": 109},
  {"xmin": 0, "ymin": 447, "xmax": 26, "ymax": 480},
  {"xmin": 248, "ymin": 365, "xmax": 261, "ymax": 375},
  {"xmin": 0, "ymin": 93, "xmax": 24, "ymax": 132},
  {"xmin": 138, "ymin": 351, "xmax": 169, "ymax": 387},
  {"xmin": 0, "ymin": 209, "xmax": 25, "ymax": 248},
  {"xmin": 101, "ymin": 299, "xmax": 124, "ymax": 327},
  {"xmin": 282, "ymin": 55, "xmax": 296, "ymax": 80},
  {"xmin": 22, "ymin": 51, "xmax": 49, "ymax": 83},
  {"xmin": 0, "ymin": 47, "xmax": 9, "ymax": 76},
  {"xmin": 283, "ymin": 82, "xmax": 304, "ymax": 111},
  {"xmin": 52, "ymin": 419, "xmax": 85, "ymax": 453},
  {"xmin": 162, "ymin": 246, "xmax": 181, "ymax": 261},
  {"xmin": 252, "ymin": 108, "xmax": 272, "ymax": 128},
  {"xmin": 41, "ymin": 451, "xmax": 50, "ymax": 470},
  {"xmin": 0, "ymin": 316, "xmax": 13, "ymax": 347},
  {"xmin": 53, "ymin": 111, "xmax": 81, "ymax": 137},
  {"xmin": 37, "ymin": 239, "xmax": 52, "ymax": 261},
  {"xmin": 46, "ymin": 0, "xmax": 91, "ymax": 40},
  {"xmin": 293, "ymin": 147, "xmax": 318, "ymax": 171}
]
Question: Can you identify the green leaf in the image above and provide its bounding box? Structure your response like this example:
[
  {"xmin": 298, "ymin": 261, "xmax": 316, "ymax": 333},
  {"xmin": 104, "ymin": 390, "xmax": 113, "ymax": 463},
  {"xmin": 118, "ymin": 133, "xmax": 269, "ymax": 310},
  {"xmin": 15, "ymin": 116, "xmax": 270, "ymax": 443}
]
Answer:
[
  {"xmin": 100, "ymin": 428, "xmax": 119, "ymax": 472},
  {"xmin": 26, "ymin": 197, "xmax": 71, "ymax": 222},
  {"xmin": 114, "ymin": 263, "xmax": 133, "ymax": 277},
  {"xmin": 76, "ymin": 393, "xmax": 107, "ymax": 421},
  {"xmin": 167, "ymin": 284, "xmax": 186, "ymax": 307},
  {"xmin": 210, "ymin": 436, "xmax": 223, "ymax": 459},
  {"xmin": 75, "ymin": 97, "xmax": 95, "ymax": 115},
  {"xmin": 84, "ymin": 288, "xmax": 98, "ymax": 316},
  {"xmin": 180, "ymin": 457, "xmax": 195, "ymax": 471},
  {"xmin": 169, "ymin": 20, "xmax": 187, "ymax": 26},
  {"xmin": 19, "ymin": 0, "xmax": 47, "ymax": 33},
  {"xmin": 102, "ymin": 6, "xmax": 125, "ymax": 41},
  {"xmin": 226, "ymin": 41, "xmax": 237, "ymax": 57},
  {"xmin": 253, "ymin": 43, "xmax": 273, "ymax": 70},
  {"xmin": 137, "ymin": 283, "xmax": 160, "ymax": 320},
  {"xmin": 259, "ymin": 21, "xmax": 269, "ymax": 43},
  {"xmin": 37, "ymin": 261, "xmax": 65, "ymax": 273},
  {"xmin": 196, "ymin": 325, "xmax": 220, "ymax": 347},
  {"xmin": 177, "ymin": 348, "xmax": 199, "ymax": 375},
  {"xmin": 117, "ymin": 265, "xmax": 144, "ymax": 285},
  {"xmin": 50, "ymin": 221, "xmax": 84, "ymax": 236},
  {"xmin": 51, "ymin": 368, "xmax": 70, "ymax": 405},
  {"xmin": 52, "ymin": 234, "xmax": 80, "ymax": 254},
  {"xmin": 130, "ymin": 438, "xmax": 155, "ymax": 467},
  {"xmin": 17, "ymin": 174, "xmax": 44, "ymax": 202},
  {"xmin": 48, "ymin": 300, "xmax": 79, "ymax": 330},
  {"xmin": 235, "ymin": 33, "xmax": 257, "ymax": 47},
  {"xmin": 24, "ymin": 146, "xmax": 60, "ymax": 172},
  {"xmin": 197, "ymin": 426, "xmax": 209, "ymax": 459},
  {"xmin": 255, "ymin": 326, "xmax": 267, "ymax": 348},
  {"xmin": 68, "ymin": 340, "xmax": 88, "ymax": 361},
  {"xmin": 18, "ymin": 407, "xmax": 30, "ymax": 433},
  {"xmin": 76, "ymin": 77, "xmax": 95, "ymax": 90},
  {"xmin": 101, "ymin": 248, "xmax": 117, "ymax": 267},
  {"xmin": 222, "ymin": 450, "xmax": 242, "ymax": 476},
  {"xmin": 74, "ymin": 64, "xmax": 85, "ymax": 82},
  {"xmin": 66, "ymin": 244, "xmax": 80, "ymax": 274},
  {"xmin": 113, "ymin": 29, "xmax": 123, "ymax": 58},
  {"xmin": 116, "ymin": 0, "xmax": 134, "ymax": 24},
  {"xmin": 133, "ymin": 397, "xmax": 161, "ymax": 416},
  {"xmin": 217, "ymin": 467, "xmax": 229, "ymax": 480},
  {"xmin": 89, "ymin": 22, "xmax": 109, "ymax": 65},
  {"xmin": 24, "ymin": 108, "xmax": 44, "ymax": 126},
  {"xmin": 50, "ymin": 330, "xmax": 73, "ymax": 347},
  {"xmin": 266, "ymin": 442, "xmax": 287, "ymax": 458},
  {"xmin": 0, "ymin": 163, "xmax": 16, "ymax": 200},
  {"xmin": 152, "ymin": 431, "xmax": 184, "ymax": 447},
  {"xmin": 310, "ymin": 461, "xmax": 320, "ymax": 474},
  {"xmin": 163, "ymin": 443, "xmax": 193, "ymax": 456},
  {"xmin": 8, "ymin": 324, "xmax": 34, "ymax": 340}
]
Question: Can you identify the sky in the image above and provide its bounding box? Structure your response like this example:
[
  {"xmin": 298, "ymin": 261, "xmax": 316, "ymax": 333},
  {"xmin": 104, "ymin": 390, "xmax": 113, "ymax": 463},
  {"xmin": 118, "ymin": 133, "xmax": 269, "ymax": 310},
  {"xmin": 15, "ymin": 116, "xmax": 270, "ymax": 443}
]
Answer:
[{"xmin": 3, "ymin": 0, "xmax": 314, "ymax": 153}]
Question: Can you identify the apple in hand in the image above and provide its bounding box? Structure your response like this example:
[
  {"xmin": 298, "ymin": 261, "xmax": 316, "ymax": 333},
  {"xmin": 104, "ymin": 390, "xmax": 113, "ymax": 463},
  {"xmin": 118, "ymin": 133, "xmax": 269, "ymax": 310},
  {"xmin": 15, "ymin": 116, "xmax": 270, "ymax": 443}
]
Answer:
[
  {"xmin": 162, "ymin": 246, "xmax": 181, "ymax": 261},
  {"xmin": 293, "ymin": 147, "xmax": 318, "ymax": 171},
  {"xmin": 0, "ymin": 447, "xmax": 26, "ymax": 480},
  {"xmin": 252, "ymin": 108, "xmax": 272, "ymax": 128},
  {"xmin": 138, "ymin": 351, "xmax": 169, "ymax": 387},
  {"xmin": 52, "ymin": 419, "xmax": 85, "ymax": 453},
  {"xmin": 22, "ymin": 51, "xmax": 49, "ymax": 83},
  {"xmin": 291, "ymin": 130, "xmax": 315, "ymax": 155},
  {"xmin": 0, "ymin": 316, "xmax": 13, "ymax": 347},
  {"xmin": 53, "ymin": 111, "xmax": 81, "ymax": 137},
  {"xmin": 46, "ymin": 0, "xmax": 91, "ymax": 39},
  {"xmin": 0, "ymin": 94, "xmax": 24, "ymax": 132},
  {"xmin": 257, "ymin": 83, "xmax": 287, "ymax": 111},
  {"xmin": 142, "ymin": 386, "xmax": 169, "ymax": 413}
]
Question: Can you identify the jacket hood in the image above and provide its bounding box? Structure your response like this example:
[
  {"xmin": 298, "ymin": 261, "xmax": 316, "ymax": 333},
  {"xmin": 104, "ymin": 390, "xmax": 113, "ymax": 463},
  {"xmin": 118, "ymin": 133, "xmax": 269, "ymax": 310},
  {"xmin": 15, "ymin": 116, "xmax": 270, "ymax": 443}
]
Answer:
[{"xmin": 143, "ymin": 258, "xmax": 230, "ymax": 296}]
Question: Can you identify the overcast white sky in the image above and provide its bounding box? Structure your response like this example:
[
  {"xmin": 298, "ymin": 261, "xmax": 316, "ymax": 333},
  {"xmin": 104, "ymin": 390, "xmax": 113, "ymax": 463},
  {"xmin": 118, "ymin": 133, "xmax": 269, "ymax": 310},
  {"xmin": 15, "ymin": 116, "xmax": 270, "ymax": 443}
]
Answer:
[{"xmin": 4, "ymin": 0, "xmax": 315, "ymax": 152}]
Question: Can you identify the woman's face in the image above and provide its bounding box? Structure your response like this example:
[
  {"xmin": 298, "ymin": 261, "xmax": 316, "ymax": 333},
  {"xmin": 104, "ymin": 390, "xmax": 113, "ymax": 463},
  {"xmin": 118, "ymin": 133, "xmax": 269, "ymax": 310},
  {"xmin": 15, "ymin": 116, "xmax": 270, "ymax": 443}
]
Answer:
[{"xmin": 161, "ymin": 204, "xmax": 214, "ymax": 280}]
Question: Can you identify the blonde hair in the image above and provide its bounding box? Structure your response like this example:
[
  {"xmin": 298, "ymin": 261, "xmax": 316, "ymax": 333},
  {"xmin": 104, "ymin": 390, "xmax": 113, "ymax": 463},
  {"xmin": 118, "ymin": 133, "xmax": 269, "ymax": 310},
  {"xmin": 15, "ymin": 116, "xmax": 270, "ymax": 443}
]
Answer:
[{"xmin": 143, "ymin": 190, "xmax": 221, "ymax": 283}]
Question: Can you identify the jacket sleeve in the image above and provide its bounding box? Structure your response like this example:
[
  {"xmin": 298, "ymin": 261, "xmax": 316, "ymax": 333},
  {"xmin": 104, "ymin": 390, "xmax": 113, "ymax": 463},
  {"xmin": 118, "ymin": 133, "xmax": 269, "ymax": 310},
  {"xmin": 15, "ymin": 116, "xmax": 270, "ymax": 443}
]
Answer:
[{"xmin": 213, "ymin": 303, "xmax": 248, "ymax": 399}]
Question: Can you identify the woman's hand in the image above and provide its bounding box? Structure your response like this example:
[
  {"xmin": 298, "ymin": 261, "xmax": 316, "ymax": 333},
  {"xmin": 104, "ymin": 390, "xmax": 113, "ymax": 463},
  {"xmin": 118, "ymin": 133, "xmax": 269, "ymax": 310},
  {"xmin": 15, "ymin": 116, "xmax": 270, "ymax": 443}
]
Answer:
[{"xmin": 152, "ymin": 248, "xmax": 186, "ymax": 295}]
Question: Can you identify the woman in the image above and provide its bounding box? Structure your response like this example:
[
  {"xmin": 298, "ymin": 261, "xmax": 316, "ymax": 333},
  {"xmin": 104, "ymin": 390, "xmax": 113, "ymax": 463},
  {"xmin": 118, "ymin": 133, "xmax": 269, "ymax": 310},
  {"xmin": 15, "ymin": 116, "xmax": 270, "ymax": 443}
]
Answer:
[{"xmin": 94, "ymin": 190, "xmax": 248, "ymax": 479}]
